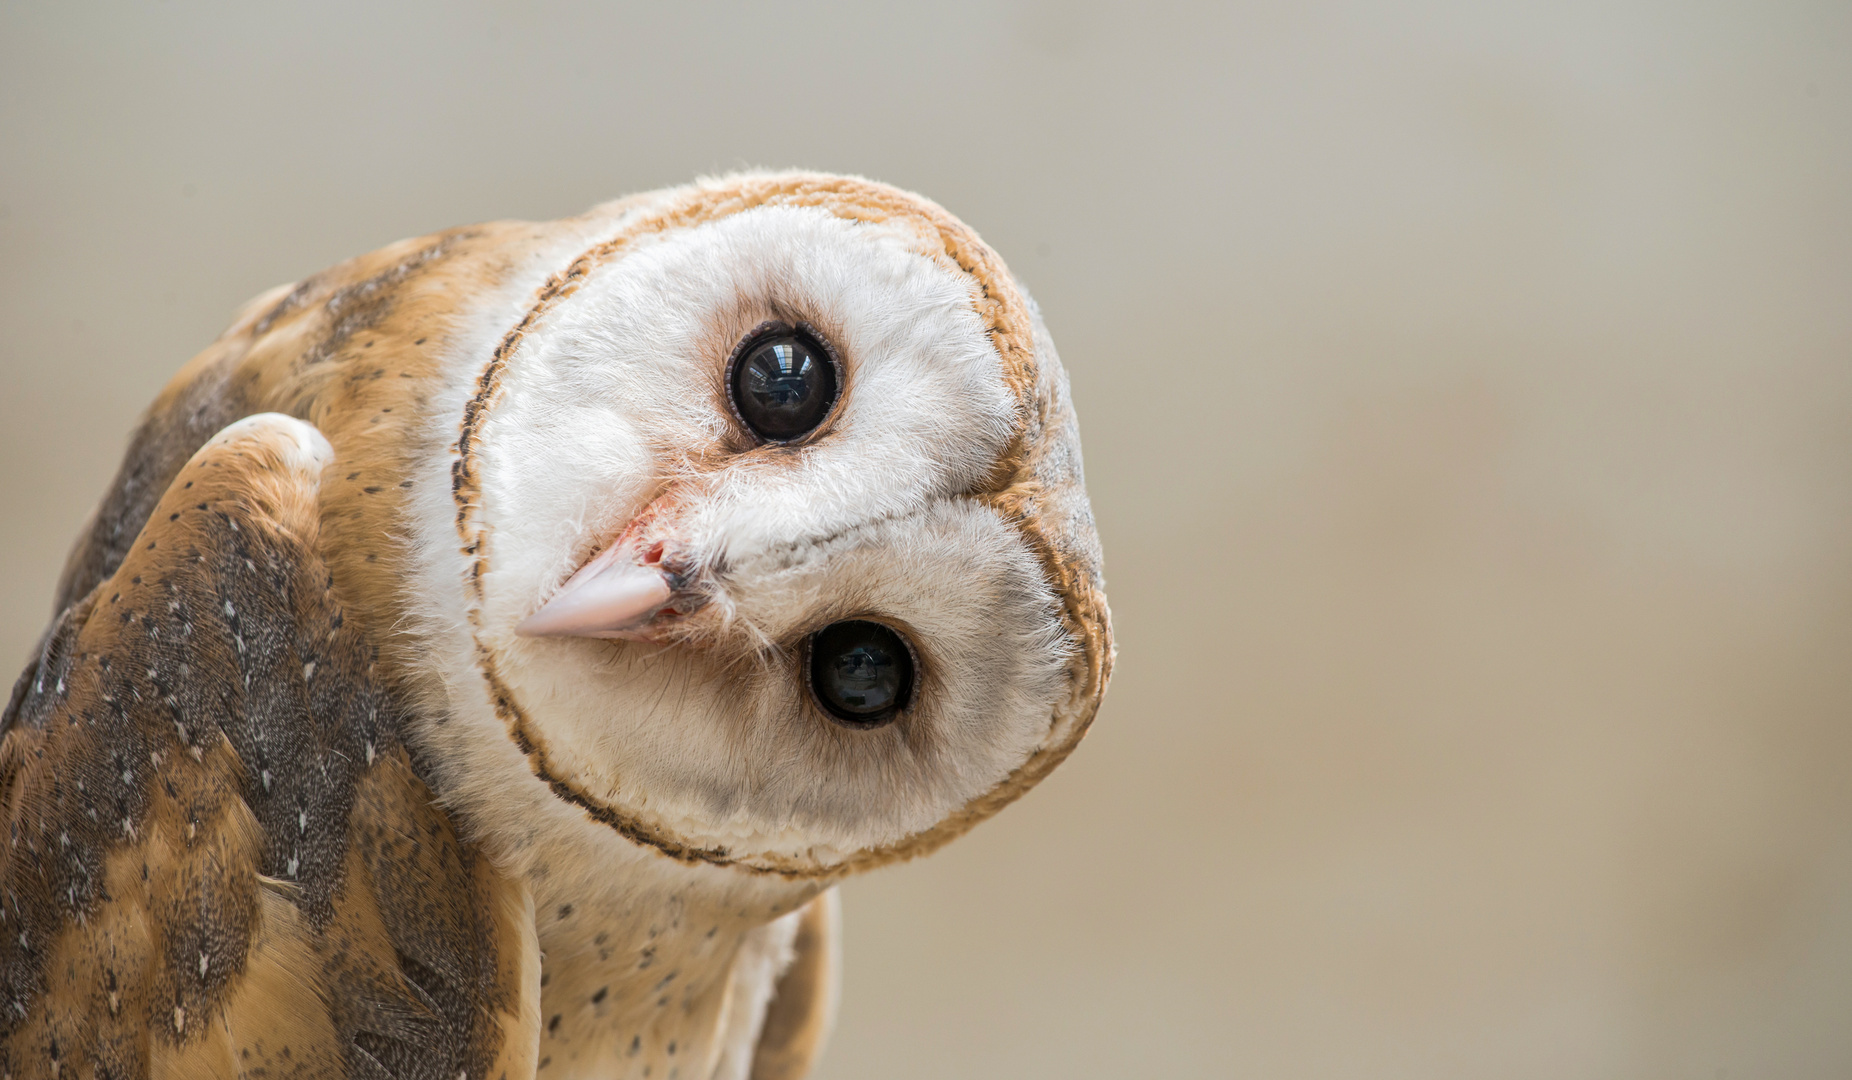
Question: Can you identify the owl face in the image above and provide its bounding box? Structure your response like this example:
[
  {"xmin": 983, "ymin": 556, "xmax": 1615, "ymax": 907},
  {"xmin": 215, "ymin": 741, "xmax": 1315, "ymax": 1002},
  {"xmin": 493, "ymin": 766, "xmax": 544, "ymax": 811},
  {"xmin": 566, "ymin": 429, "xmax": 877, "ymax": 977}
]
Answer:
[{"xmin": 423, "ymin": 175, "xmax": 1108, "ymax": 878}]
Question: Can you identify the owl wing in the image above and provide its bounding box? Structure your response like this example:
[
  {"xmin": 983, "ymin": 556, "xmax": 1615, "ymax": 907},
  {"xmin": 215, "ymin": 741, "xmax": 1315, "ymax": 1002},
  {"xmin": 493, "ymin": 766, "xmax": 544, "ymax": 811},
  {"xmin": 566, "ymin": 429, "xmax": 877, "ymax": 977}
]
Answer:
[
  {"xmin": 0, "ymin": 414, "xmax": 540, "ymax": 1080},
  {"xmin": 749, "ymin": 890, "xmax": 839, "ymax": 1080}
]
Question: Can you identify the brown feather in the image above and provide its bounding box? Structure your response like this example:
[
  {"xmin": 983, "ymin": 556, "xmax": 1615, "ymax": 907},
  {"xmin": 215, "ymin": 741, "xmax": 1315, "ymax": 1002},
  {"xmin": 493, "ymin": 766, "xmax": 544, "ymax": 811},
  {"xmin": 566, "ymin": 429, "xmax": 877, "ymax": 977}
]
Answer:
[{"xmin": 1, "ymin": 416, "xmax": 536, "ymax": 1078}]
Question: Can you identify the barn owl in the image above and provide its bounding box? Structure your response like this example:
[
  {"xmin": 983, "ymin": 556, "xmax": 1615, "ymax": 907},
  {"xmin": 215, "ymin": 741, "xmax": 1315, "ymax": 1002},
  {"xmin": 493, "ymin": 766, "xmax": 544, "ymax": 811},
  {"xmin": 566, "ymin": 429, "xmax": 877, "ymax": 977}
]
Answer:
[{"xmin": 0, "ymin": 172, "xmax": 1111, "ymax": 1080}]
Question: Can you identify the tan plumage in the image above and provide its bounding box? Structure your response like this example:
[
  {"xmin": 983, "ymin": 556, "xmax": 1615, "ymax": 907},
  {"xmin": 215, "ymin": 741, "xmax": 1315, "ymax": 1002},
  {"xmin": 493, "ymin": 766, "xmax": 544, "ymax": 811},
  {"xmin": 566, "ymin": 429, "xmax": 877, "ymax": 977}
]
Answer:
[{"xmin": 1, "ymin": 172, "xmax": 1110, "ymax": 1078}]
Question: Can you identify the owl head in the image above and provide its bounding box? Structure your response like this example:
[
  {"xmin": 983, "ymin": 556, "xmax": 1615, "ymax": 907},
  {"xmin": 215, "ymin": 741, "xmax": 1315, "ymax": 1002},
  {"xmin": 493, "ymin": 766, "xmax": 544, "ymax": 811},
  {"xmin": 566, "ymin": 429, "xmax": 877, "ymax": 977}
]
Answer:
[{"xmin": 410, "ymin": 173, "xmax": 1111, "ymax": 883}]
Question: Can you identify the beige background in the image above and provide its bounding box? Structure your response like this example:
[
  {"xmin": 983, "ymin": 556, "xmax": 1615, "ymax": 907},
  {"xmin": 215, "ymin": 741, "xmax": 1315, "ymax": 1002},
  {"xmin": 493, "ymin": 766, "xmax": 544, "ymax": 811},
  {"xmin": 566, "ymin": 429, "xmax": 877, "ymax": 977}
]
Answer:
[{"xmin": 4, "ymin": 2, "xmax": 1850, "ymax": 1076}]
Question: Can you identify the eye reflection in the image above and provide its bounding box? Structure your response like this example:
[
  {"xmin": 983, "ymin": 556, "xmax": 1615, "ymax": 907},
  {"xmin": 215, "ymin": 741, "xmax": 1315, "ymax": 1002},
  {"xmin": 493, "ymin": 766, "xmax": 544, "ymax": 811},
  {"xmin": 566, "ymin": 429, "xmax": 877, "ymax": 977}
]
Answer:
[
  {"xmin": 729, "ymin": 329, "xmax": 838, "ymax": 442},
  {"xmin": 808, "ymin": 620, "xmax": 914, "ymax": 727},
  {"xmin": 747, "ymin": 343, "xmax": 811, "ymax": 405}
]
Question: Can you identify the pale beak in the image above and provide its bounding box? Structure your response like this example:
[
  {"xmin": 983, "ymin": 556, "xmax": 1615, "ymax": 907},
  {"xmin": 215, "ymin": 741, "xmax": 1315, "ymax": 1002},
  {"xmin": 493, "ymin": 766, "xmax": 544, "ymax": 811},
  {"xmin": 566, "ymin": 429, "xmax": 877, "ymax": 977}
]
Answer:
[{"xmin": 516, "ymin": 542, "xmax": 676, "ymax": 639}]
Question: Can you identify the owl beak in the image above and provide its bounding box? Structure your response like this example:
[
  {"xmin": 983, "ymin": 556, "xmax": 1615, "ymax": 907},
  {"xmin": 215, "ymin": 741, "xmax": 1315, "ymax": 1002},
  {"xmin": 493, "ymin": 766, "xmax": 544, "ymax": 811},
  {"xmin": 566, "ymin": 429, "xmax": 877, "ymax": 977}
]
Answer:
[{"xmin": 515, "ymin": 541, "xmax": 677, "ymax": 640}]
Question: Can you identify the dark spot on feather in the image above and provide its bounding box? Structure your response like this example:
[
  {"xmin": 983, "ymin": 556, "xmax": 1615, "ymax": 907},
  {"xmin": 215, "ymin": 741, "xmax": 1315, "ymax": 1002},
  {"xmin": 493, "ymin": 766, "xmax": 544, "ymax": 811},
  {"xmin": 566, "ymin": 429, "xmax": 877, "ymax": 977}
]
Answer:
[{"xmin": 297, "ymin": 236, "xmax": 456, "ymax": 367}]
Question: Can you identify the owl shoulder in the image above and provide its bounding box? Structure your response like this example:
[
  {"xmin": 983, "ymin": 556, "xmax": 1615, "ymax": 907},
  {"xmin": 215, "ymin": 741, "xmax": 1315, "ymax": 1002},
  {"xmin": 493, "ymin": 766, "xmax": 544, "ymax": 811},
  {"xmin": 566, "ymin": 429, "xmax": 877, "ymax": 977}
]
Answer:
[{"xmin": 2, "ymin": 414, "xmax": 538, "ymax": 1078}]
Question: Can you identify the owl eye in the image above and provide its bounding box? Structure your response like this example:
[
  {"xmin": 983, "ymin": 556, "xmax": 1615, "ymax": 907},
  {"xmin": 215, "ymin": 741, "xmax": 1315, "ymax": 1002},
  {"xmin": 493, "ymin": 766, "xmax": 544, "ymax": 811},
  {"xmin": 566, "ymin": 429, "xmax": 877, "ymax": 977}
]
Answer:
[
  {"xmin": 727, "ymin": 326, "xmax": 840, "ymax": 443},
  {"xmin": 807, "ymin": 620, "xmax": 915, "ymax": 728}
]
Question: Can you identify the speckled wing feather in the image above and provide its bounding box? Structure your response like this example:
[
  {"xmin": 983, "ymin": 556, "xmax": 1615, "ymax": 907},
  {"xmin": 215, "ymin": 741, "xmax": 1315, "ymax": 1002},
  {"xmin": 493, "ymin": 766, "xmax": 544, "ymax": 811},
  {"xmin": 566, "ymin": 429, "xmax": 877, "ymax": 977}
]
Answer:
[{"xmin": 0, "ymin": 416, "xmax": 539, "ymax": 1079}]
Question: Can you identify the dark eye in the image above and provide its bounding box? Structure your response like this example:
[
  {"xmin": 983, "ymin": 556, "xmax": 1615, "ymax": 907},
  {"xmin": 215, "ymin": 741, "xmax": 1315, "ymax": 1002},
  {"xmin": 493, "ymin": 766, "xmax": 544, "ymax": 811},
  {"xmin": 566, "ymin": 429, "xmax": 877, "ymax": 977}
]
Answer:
[
  {"xmin": 808, "ymin": 620, "xmax": 915, "ymax": 728},
  {"xmin": 727, "ymin": 327, "xmax": 839, "ymax": 443}
]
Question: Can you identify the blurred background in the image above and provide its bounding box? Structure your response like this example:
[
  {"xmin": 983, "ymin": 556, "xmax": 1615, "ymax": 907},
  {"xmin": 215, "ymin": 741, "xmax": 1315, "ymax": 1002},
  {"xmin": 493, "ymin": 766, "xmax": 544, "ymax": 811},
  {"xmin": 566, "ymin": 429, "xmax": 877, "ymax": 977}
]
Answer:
[{"xmin": 4, "ymin": 2, "xmax": 1850, "ymax": 1076}]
